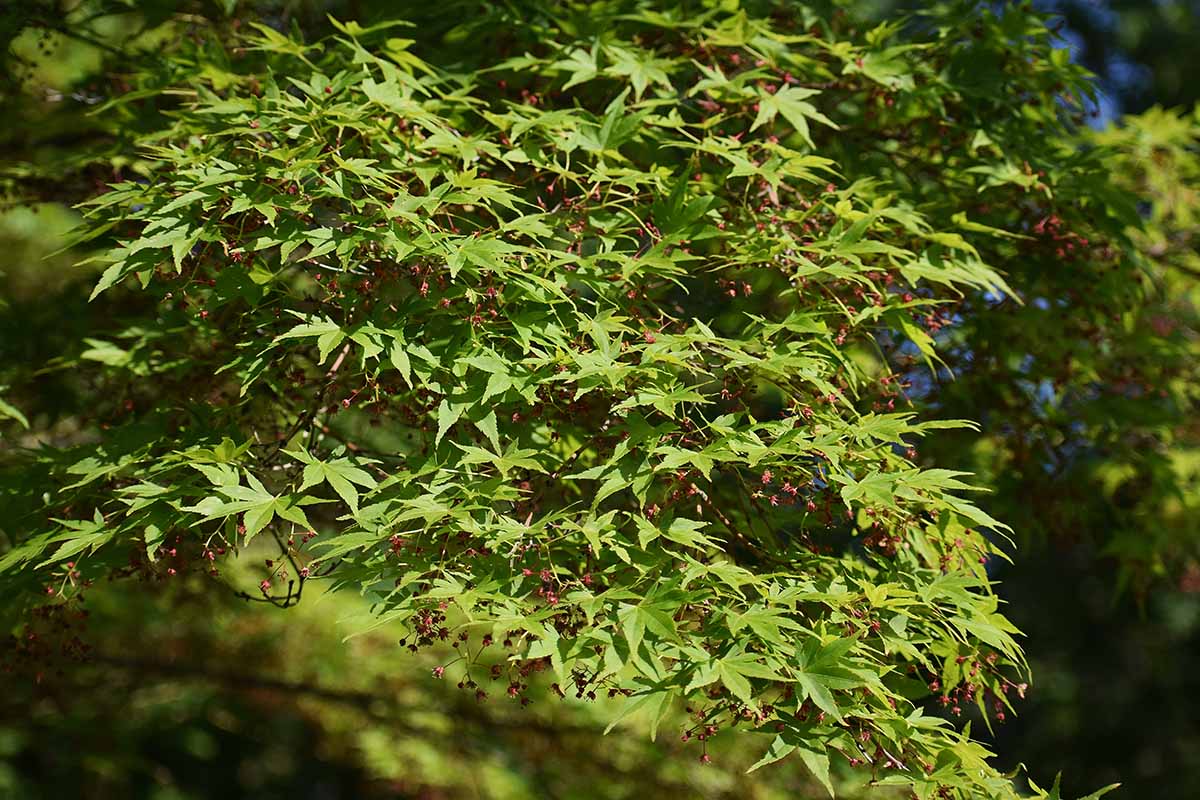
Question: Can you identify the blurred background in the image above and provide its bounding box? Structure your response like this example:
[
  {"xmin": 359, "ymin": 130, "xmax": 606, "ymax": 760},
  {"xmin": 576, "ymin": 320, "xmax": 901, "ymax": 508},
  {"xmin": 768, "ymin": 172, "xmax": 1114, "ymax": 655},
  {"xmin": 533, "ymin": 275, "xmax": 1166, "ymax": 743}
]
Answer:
[{"xmin": 1, "ymin": 1, "xmax": 1199, "ymax": 798}]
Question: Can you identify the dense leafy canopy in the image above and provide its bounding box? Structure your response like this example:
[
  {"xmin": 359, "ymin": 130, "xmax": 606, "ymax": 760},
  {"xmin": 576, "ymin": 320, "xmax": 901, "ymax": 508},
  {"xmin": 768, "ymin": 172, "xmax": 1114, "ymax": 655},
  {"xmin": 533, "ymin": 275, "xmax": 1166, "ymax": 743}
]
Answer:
[{"xmin": 2, "ymin": 1, "xmax": 1198, "ymax": 798}]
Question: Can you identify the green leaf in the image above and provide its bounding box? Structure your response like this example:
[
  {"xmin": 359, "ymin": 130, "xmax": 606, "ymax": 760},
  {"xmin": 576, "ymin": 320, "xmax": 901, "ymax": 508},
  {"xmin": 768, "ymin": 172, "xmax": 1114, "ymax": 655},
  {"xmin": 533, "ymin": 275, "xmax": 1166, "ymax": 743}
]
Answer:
[
  {"xmin": 436, "ymin": 396, "xmax": 469, "ymax": 445},
  {"xmin": 0, "ymin": 390, "xmax": 29, "ymax": 429},
  {"xmin": 474, "ymin": 410, "xmax": 501, "ymax": 452},
  {"xmin": 389, "ymin": 340, "xmax": 413, "ymax": 387},
  {"xmin": 718, "ymin": 659, "xmax": 755, "ymax": 706},
  {"xmin": 751, "ymin": 86, "xmax": 839, "ymax": 148},
  {"xmin": 797, "ymin": 746, "xmax": 835, "ymax": 798},
  {"xmin": 747, "ymin": 735, "xmax": 796, "ymax": 773}
]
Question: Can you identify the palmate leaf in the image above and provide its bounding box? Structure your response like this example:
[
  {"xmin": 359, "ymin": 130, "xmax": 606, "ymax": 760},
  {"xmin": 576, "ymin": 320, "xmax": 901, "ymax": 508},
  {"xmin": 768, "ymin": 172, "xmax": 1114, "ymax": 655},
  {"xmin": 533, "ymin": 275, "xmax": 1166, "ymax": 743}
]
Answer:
[
  {"xmin": 751, "ymin": 86, "xmax": 840, "ymax": 148},
  {"xmin": 554, "ymin": 45, "xmax": 599, "ymax": 90},
  {"xmin": 604, "ymin": 44, "xmax": 674, "ymax": 99},
  {"xmin": 749, "ymin": 731, "xmax": 834, "ymax": 798}
]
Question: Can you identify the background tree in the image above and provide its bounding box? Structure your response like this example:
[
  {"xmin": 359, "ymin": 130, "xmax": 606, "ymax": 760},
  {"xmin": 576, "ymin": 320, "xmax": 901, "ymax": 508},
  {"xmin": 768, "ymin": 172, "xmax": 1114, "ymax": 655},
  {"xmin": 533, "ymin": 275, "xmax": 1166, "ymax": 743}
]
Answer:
[{"xmin": 1044, "ymin": 0, "xmax": 1200, "ymax": 115}]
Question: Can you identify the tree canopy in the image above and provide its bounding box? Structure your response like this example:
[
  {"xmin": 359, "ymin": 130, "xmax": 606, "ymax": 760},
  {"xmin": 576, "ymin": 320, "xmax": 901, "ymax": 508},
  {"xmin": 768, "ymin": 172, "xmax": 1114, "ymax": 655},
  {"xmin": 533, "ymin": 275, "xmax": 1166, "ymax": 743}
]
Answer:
[{"xmin": 2, "ymin": 2, "xmax": 1198, "ymax": 798}]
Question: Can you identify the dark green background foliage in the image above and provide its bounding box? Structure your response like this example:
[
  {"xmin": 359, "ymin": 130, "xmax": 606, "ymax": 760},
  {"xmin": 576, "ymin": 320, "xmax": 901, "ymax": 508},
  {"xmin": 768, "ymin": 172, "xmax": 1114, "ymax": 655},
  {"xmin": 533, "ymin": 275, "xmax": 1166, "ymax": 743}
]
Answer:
[
  {"xmin": 1042, "ymin": 0, "xmax": 1200, "ymax": 114},
  {"xmin": 0, "ymin": 2, "xmax": 1197, "ymax": 799}
]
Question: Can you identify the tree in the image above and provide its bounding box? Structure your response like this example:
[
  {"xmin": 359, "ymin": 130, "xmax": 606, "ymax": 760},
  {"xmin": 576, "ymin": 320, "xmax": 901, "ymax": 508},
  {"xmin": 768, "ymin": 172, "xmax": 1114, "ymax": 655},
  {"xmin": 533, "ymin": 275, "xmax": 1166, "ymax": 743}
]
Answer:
[{"xmin": 1, "ymin": 1, "xmax": 1195, "ymax": 797}]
